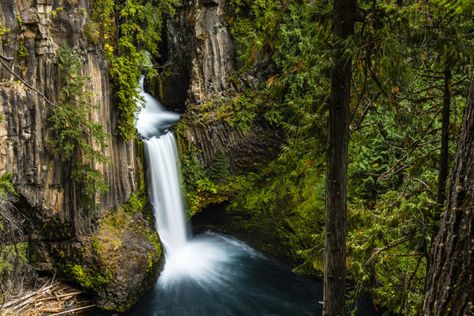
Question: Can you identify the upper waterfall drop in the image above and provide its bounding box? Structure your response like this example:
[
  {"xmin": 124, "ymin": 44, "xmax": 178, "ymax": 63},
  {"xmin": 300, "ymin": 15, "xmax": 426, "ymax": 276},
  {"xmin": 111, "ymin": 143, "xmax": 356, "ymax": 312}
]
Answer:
[
  {"xmin": 135, "ymin": 77, "xmax": 188, "ymax": 255},
  {"xmin": 136, "ymin": 77, "xmax": 180, "ymax": 139}
]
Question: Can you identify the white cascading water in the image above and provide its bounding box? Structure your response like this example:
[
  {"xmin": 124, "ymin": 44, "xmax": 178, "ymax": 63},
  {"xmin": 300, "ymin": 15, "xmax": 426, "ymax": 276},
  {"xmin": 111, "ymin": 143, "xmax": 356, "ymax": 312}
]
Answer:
[
  {"xmin": 136, "ymin": 77, "xmax": 187, "ymax": 254},
  {"xmin": 135, "ymin": 77, "xmax": 231, "ymax": 286},
  {"xmin": 145, "ymin": 135, "xmax": 188, "ymax": 253}
]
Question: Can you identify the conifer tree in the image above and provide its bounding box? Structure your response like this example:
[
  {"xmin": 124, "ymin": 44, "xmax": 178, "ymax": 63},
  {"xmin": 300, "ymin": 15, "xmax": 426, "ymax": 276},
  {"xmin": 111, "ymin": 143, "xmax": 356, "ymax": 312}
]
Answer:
[{"xmin": 324, "ymin": 0, "xmax": 355, "ymax": 314}]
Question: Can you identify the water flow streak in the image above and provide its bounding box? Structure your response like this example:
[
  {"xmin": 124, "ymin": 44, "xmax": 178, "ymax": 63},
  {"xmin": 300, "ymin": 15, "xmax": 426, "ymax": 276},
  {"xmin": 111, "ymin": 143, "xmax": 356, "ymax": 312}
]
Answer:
[
  {"xmin": 136, "ymin": 77, "xmax": 188, "ymax": 256},
  {"xmin": 145, "ymin": 134, "xmax": 188, "ymax": 254}
]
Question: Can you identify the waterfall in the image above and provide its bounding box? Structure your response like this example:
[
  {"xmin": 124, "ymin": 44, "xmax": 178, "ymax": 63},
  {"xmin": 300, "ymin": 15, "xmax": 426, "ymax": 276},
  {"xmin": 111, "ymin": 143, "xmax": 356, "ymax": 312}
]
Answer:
[
  {"xmin": 145, "ymin": 134, "xmax": 189, "ymax": 253},
  {"xmin": 136, "ymin": 77, "xmax": 231, "ymax": 286},
  {"xmin": 136, "ymin": 77, "xmax": 187, "ymax": 255}
]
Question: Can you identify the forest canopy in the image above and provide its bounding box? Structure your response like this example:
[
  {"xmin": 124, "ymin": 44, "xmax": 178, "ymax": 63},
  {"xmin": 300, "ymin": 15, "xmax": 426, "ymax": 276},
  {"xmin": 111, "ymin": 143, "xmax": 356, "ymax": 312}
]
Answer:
[{"xmin": 220, "ymin": 0, "xmax": 474, "ymax": 314}]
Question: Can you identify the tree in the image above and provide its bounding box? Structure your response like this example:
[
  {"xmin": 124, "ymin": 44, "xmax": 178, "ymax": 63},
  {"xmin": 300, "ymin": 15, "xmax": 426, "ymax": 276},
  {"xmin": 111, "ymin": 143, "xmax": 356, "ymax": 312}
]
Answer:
[
  {"xmin": 436, "ymin": 64, "xmax": 451, "ymax": 208},
  {"xmin": 423, "ymin": 72, "xmax": 474, "ymax": 315},
  {"xmin": 48, "ymin": 45, "xmax": 109, "ymax": 212},
  {"xmin": 323, "ymin": 0, "xmax": 355, "ymax": 314}
]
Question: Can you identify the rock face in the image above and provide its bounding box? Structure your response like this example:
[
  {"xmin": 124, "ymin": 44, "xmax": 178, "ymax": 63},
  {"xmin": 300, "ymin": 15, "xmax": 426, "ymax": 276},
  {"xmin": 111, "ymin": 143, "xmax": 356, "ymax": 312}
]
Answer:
[
  {"xmin": 0, "ymin": 0, "xmax": 159, "ymax": 311},
  {"xmin": 180, "ymin": 118, "xmax": 281, "ymax": 174},
  {"xmin": 156, "ymin": 0, "xmax": 280, "ymax": 174},
  {"xmin": 154, "ymin": 0, "xmax": 236, "ymax": 111},
  {"xmin": 0, "ymin": 0, "xmax": 136, "ymax": 236}
]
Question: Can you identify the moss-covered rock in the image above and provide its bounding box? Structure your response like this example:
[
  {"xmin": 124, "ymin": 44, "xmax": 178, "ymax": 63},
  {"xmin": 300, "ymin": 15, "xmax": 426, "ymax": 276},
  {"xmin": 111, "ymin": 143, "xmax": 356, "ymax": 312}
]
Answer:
[
  {"xmin": 175, "ymin": 92, "xmax": 283, "ymax": 215},
  {"xmin": 56, "ymin": 208, "xmax": 161, "ymax": 312}
]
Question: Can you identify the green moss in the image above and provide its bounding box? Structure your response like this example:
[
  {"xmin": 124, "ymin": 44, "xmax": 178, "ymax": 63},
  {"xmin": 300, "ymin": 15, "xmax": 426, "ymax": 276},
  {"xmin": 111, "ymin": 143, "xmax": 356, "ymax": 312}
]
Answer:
[
  {"xmin": 15, "ymin": 13, "xmax": 22, "ymax": 26},
  {"xmin": 0, "ymin": 23, "xmax": 8, "ymax": 39},
  {"xmin": 58, "ymin": 250, "xmax": 65, "ymax": 259},
  {"xmin": 0, "ymin": 173, "xmax": 16, "ymax": 198},
  {"xmin": 91, "ymin": 239, "xmax": 100, "ymax": 254},
  {"xmin": 144, "ymin": 227, "xmax": 160, "ymax": 252},
  {"xmin": 65, "ymin": 264, "xmax": 110, "ymax": 291},
  {"xmin": 16, "ymin": 41, "xmax": 28, "ymax": 61},
  {"xmin": 123, "ymin": 192, "xmax": 146, "ymax": 215},
  {"xmin": 50, "ymin": 7, "xmax": 64, "ymax": 18}
]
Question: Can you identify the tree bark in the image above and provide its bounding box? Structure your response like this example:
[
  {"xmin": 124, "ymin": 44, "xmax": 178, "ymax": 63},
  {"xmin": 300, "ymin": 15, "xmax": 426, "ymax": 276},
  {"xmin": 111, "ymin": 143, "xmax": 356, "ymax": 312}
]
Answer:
[
  {"xmin": 423, "ymin": 72, "xmax": 474, "ymax": 316},
  {"xmin": 436, "ymin": 65, "xmax": 451, "ymax": 208},
  {"xmin": 323, "ymin": 0, "xmax": 355, "ymax": 315}
]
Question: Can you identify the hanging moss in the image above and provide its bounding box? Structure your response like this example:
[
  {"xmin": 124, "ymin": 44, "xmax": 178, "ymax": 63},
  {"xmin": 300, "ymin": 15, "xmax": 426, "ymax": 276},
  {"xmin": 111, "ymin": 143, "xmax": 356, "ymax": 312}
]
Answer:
[{"xmin": 16, "ymin": 41, "xmax": 27, "ymax": 61}]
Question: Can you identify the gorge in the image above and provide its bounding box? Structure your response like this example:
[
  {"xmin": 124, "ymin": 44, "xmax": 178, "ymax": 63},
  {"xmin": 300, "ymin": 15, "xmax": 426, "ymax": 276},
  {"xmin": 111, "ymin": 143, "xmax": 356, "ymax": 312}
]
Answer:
[{"xmin": 1, "ymin": 0, "xmax": 473, "ymax": 315}]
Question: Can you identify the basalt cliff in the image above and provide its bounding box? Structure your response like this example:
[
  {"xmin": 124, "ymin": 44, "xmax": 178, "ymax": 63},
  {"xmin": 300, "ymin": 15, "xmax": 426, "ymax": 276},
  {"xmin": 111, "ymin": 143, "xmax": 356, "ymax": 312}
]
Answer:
[{"xmin": 0, "ymin": 0, "xmax": 158, "ymax": 311}]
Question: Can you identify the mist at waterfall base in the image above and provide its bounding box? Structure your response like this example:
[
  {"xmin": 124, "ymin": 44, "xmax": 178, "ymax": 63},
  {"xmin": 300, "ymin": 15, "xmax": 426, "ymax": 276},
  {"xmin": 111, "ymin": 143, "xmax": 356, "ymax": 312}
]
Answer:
[{"xmin": 131, "ymin": 79, "xmax": 377, "ymax": 316}]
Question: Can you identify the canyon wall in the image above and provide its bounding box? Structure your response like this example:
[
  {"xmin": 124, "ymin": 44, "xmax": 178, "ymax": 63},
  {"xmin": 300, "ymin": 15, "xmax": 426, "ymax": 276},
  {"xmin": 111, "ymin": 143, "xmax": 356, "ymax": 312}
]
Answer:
[
  {"xmin": 0, "ymin": 0, "xmax": 158, "ymax": 311},
  {"xmin": 155, "ymin": 0, "xmax": 280, "ymax": 174}
]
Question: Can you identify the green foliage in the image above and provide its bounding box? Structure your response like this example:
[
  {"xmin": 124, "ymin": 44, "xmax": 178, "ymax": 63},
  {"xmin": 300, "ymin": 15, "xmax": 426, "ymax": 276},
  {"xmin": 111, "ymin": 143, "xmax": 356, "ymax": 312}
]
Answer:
[
  {"xmin": 0, "ymin": 225, "xmax": 31, "ymax": 303},
  {"xmin": 182, "ymin": 89, "xmax": 268, "ymax": 132},
  {"xmin": 347, "ymin": 191, "xmax": 431, "ymax": 314},
  {"xmin": 227, "ymin": 0, "xmax": 473, "ymax": 314},
  {"xmin": 0, "ymin": 23, "xmax": 8, "ymax": 38},
  {"xmin": 226, "ymin": 93, "xmax": 260, "ymax": 131},
  {"xmin": 0, "ymin": 173, "xmax": 16, "ymax": 198},
  {"xmin": 179, "ymin": 142, "xmax": 243, "ymax": 216},
  {"xmin": 88, "ymin": 0, "xmax": 179, "ymax": 141},
  {"xmin": 17, "ymin": 41, "xmax": 28, "ymax": 61},
  {"xmin": 0, "ymin": 242, "xmax": 28, "ymax": 279},
  {"xmin": 50, "ymin": 7, "xmax": 64, "ymax": 18},
  {"xmin": 229, "ymin": 150, "xmax": 327, "ymax": 268},
  {"xmin": 48, "ymin": 44, "xmax": 109, "ymax": 208},
  {"xmin": 180, "ymin": 144, "xmax": 216, "ymax": 216},
  {"xmin": 209, "ymin": 150, "xmax": 230, "ymax": 181},
  {"xmin": 65, "ymin": 264, "xmax": 110, "ymax": 290},
  {"xmin": 122, "ymin": 192, "xmax": 147, "ymax": 215},
  {"xmin": 108, "ymin": 53, "xmax": 142, "ymax": 141},
  {"xmin": 181, "ymin": 144, "xmax": 208, "ymax": 190}
]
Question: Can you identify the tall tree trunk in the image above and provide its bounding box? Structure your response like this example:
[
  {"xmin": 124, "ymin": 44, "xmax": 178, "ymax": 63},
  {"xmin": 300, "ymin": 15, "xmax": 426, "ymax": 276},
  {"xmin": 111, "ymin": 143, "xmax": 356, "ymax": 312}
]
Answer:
[
  {"xmin": 436, "ymin": 65, "xmax": 451, "ymax": 208},
  {"xmin": 323, "ymin": 0, "xmax": 355, "ymax": 315},
  {"xmin": 423, "ymin": 72, "xmax": 474, "ymax": 316}
]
